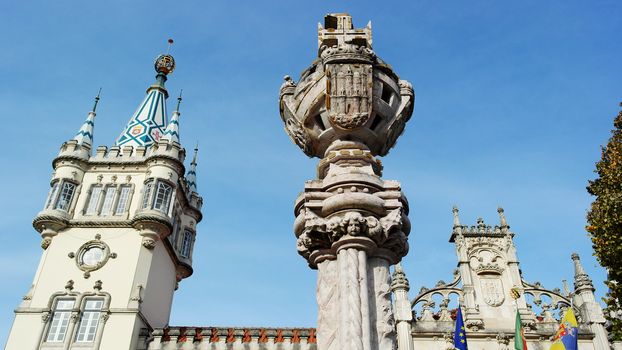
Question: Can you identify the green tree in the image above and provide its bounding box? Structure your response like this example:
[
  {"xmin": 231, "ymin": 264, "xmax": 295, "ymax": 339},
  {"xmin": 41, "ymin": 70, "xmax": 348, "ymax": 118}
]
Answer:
[{"xmin": 587, "ymin": 102, "xmax": 622, "ymax": 341}]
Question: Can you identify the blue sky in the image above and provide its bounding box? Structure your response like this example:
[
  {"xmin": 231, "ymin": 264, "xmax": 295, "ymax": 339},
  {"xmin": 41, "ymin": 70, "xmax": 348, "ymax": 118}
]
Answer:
[{"xmin": 1, "ymin": 0, "xmax": 621, "ymax": 345}]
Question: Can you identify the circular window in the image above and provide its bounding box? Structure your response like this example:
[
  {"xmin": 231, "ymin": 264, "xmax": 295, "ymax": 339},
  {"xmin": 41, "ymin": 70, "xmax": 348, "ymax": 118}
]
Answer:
[
  {"xmin": 73, "ymin": 235, "xmax": 115, "ymax": 278},
  {"xmin": 81, "ymin": 246, "xmax": 105, "ymax": 267}
]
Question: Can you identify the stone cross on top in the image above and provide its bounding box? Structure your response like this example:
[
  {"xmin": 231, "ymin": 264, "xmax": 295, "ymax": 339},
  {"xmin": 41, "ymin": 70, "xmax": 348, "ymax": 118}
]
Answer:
[{"xmin": 317, "ymin": 13, "xmax": 372, "ymax": 52}]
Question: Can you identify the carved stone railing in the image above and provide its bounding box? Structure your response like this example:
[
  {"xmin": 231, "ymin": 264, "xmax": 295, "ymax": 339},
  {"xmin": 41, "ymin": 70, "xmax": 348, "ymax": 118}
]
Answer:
[
  {"xmin": 145, "ymin": 327, "xmax": 317, "ymax": 350},
  {"xmin": 520, "ymin": 279, "xmax": 592, "ymax": 333},
  {"xmin": 410, "ymin": 273, "xmax": 463, "ymax": 332}
]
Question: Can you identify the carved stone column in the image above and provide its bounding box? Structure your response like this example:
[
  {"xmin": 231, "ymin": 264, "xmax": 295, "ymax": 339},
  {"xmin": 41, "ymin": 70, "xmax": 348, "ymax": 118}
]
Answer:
[{"xmin": 280, "ymin": 14, "xmax": 414, "ymax": 350}]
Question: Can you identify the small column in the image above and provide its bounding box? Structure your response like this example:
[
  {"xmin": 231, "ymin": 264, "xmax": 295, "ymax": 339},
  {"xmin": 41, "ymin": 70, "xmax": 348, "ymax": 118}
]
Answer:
[{"xmin": 391, "ymin": 263, "xmax": 414, "ymax": 350}]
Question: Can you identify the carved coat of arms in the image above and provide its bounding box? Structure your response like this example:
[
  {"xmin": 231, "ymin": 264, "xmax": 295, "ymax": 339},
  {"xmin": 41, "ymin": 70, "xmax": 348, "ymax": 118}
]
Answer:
[
  {"xmin": 325, "ymin": 64, "xmax": 373, "ymax": 129},
  {"xmin": 481, "ymin": 278, "xmax": 505, "ymax": 307}
]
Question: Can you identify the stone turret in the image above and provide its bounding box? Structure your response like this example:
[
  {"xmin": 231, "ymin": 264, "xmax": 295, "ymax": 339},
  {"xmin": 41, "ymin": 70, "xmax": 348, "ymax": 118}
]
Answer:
[
  {"xmin": 571, "ymin": 253, "xmax": 609, "ymax": 348},
  {"xmin": 449, "ymin": 207, "xmax": 530, "ymax": 331},
  {"xmin": 280, "ymin": 13, "xmax": 414, "ymax": 350},
  {"xmin": 391, "ymin": 263, "xmax": 414, "ymax": 350},
  {"xmin": 33, "ymin": 92, "xmax": 102, "ymax": 249}
]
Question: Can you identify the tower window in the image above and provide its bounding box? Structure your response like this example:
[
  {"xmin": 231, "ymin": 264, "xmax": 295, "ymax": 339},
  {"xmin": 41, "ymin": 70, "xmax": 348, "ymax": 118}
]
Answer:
[
  {"xmin": 115, "ymin": 185, "xmax": 131, "ymax": 215},
  {"xmin": 85, "ymin": 186, "xmax": 103, "ymax": 215},
  {"xmin": 141, "ymin": 179, "xmax": 174, "ymax": 214},
  {"xmin": 100, "ymin": 186, "xmax": 116, "ymax": 216},
  {"xmin": 180, "ymin": 230, "xmax": 193, "ymax": 258},
  {"xmin": 46, "ymin": 299, "xmax": 75, "ymax": 342},
  {"xmin": 170, "ymin": 210, "xmax": 182, "ymax": 248},
  {"xmin": 141, "ymin": 181, "xmax": 154, "ymax": 209},
  {"xmin": 75, "ymin": 298, "xmax": 103, "ymax": 342},
  {"xmin": 54, "ymin": 182, "xmax": 77, "ymax": 212},
  {"xmin": 153, "ymin": 182, "xmax": 173, "ymax": 213},
  {"xmin": 45, "ymin": 182, "xmax": 60, "ymax": 209}
]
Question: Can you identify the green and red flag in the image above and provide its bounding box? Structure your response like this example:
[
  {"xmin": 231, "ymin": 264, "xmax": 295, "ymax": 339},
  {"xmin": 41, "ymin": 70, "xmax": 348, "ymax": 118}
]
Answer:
[{"xmin": 515, "ymin": 311, "xmax": 528, "ymax": 350}]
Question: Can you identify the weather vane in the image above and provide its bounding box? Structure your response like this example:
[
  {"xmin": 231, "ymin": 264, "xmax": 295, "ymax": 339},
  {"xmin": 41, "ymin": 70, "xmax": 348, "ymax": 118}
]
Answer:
[
  {"xmin": 154, "ymin": 39, "xmax": 176, "ymax": 75},
  {"xmin": 166, "ymin": 38, "xmax": 174, "ymax": 54}
]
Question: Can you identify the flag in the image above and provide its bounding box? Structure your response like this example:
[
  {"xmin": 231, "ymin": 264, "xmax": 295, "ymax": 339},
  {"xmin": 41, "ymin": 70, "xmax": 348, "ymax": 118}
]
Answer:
[
  {"xmin": 454, "ymin": 306, "xmax": 468, "ymax": 350},
  {"xmin": 515, "ymin": 311, "xmax": 528, "ymax": 350},
  {"xmin": 550, "ymin": 308, "xmax": 578, "ymax": 350}
]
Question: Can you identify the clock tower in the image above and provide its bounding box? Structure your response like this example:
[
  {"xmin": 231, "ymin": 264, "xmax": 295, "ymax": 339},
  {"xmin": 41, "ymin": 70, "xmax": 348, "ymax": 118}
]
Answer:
[{"xmin": 5, "ymin": 53, "xmax": 202, "ymax": 350}]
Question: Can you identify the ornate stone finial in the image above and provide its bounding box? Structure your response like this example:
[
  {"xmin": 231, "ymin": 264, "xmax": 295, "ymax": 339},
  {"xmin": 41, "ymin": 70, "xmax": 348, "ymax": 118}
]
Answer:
[
  {"xmin": 65, "ymin": 280, "xmax": 74, "ymax": 292},
  {"xmin": 452, "ymin": 206, "xmax": 461, "ymax": 228},
  {"xmin": 497, "ymin": 207, "xmax": 508, "ymax": 227},
  {"xmin": 476, "ymin": 218, "xmax": 486, "ymax": 233},
  {"xmin": 391, "ymin": 263, "xmax": 410, "ymax": 291},
  {"xmin": 93, "ymin": 280, "xmax": 103, "ymax": 291},
  {"xmin": 571, "ymin": 253, "xmax": 594, "ymax": 291},
  {"xmin": 285, "ymin": 16, "xmax": 412, "ymax": 350},
  {"xmin": 562, "ymin": 279, "xmax": 571, "ymax": 296},
  {"xmin": 280, "ymin": 13, "xmax": 414, "ymax": 158},
  {"xmin": 317, "ymin": 14, "xmax": 372, "ymax": 50}
]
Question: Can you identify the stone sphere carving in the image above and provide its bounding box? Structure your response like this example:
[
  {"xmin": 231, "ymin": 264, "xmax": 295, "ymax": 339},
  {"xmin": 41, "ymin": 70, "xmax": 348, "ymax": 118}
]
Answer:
[{"xmin": 279, "ymin": 46, "xmax": 414, "ymax": 158}]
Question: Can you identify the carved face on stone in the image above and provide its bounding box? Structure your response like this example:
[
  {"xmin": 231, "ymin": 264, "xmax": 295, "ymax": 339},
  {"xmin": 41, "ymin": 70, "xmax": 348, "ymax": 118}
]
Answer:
[{"xmin": 343, "ymin": 212, "xmax": 365, "ymax": 236}]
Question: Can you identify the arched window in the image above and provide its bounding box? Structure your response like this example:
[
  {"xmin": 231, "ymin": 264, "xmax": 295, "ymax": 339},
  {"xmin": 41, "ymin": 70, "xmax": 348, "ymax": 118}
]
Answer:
[
  {"xmin": 55, "ymin": 182, "xmax": 77, "ymax": 211},
  {"xmin": 114, "ymin": 185, "xmax": 132, "ymax": 215},
  {"xmin": 85, "ymin": 185, "xmax": 102, "ymax": 215},
  {"xmin": 45, "ymin": 180, "xmax": 77, "ymax": 212},
  {"xmin": 45, "ymin": 182, "xmax": 60, "ymax": 209},
  {"xmin": 75, "ymin": 298, "xmax": 104, "ymax": 342},
  {"xmin": 141, "ymin": 179, "xmax": 174, "ymax": 214},
  {"xmin": 141, "ymin": 180, "xmax": 154, "ymax": 209},
  {"xmin": 99, "ymin": 186, "xmax": 116, "ymax": 216},
  {"xmin": 45, "ymin": 299, "xmax": 75, "ymax": 342},
  {"xmin": 180, "ymin": 230, "xmax": 193, "ymax": 258}
]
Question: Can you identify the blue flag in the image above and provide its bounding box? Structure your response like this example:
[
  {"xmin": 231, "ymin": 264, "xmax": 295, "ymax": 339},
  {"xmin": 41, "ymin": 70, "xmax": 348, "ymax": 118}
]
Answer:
[{"xmin": 454, "ymin": 306, "xmax": 468, "ymax": 350}]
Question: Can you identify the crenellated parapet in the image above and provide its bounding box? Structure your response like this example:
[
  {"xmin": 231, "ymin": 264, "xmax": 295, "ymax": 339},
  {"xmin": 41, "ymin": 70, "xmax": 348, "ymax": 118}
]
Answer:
[{"xmin": 144, "ymin": 327, "xmax": 317, "ymax": 350}]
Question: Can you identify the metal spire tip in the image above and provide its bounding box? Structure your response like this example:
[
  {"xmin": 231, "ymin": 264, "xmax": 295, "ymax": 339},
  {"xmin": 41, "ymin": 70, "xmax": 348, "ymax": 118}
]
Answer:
[{"xmin": 92, "ymin": 87, "xmax": 102, "ymax": 112}]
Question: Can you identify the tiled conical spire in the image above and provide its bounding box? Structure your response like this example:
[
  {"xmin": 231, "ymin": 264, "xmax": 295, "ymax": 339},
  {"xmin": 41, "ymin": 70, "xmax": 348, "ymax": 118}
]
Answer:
[
  {"xmin": 72, "ymin": 90, "xmax": 100, "ymax": 147},
  {"xmin": 115, "ymin": 53, "xmax": 176, "ymax": 147},
  {"xmin": 186, "ymin": 145, "xmax": 198, "ymax": 193},
  {"xmin": 161, "ymin": 91, "xmax": 182, "ymax": 144}
]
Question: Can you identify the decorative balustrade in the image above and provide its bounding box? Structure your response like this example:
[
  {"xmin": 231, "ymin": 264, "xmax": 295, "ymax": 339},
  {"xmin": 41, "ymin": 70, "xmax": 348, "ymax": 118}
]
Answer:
[{"xmin": 145, "ymin": 327, "xmax": 317, "ymax": 350}]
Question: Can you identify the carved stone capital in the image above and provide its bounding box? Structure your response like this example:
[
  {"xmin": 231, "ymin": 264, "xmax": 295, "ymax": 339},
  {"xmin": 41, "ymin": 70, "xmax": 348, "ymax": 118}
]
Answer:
[{"xmin": 297, "ymin": 208, "xmax": 408, "ymax": 266}]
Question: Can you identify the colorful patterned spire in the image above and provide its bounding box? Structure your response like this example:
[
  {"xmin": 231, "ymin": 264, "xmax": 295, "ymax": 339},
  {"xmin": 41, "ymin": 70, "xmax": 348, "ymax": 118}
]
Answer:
[
  {"xmin": 73, "ymin": 90, "xmax": 101, "ymax": 147},
  {"xmin": 186, "ymin": 145, "xmax": 198, "ymax": 193},
  {"xmin": 161, "ymin": 91, "xmax": 182, "ymax": 144},
  {"xmin": 115, "ymin": 53, "xmax": 176, "ymax": 147}
]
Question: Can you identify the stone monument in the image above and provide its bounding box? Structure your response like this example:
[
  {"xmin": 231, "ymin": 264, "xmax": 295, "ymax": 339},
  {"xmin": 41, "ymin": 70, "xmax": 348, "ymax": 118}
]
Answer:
[{"xmin": 279, "ymin": 13, "xmax": 415, "ymax": 350}]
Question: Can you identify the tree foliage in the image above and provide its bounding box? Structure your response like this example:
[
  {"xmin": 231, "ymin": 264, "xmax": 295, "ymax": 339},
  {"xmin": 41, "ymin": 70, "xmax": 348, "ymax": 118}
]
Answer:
[{"xmin": 587, "ymin": 103, "xmax": 622, "ymax": 341}]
